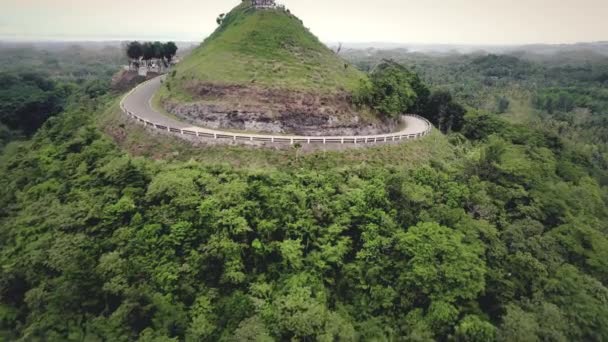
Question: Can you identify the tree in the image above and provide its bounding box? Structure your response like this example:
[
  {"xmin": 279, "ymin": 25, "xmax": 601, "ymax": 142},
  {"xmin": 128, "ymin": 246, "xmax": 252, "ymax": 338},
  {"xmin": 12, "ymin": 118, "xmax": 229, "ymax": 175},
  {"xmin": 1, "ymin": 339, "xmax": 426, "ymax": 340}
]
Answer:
[
  {"xmin": 497, "ymin": 305, "xmax": 540, "ymax": 342},
  {"xmin": 232, "ymin": 316, "xmax": 273, "ymax": 342},
  {"xmin": 496, "ymin": 96, "xmax": 510, "ymax": 114},
  {"xmin": 186, "ymin": 295, "xmax": 217, "ymax": 340},
  {"xmin": 461, "ymin": 110, "xmax": 507, "ymax": 140},
  {"xmin": 0, "ymin": 72, "xmax": 70, "ymax": 134},
  {"xmin": 162, "ymin": 42, "xmax": 178, "ymax": 64},
  {"xmin": 355, "ymin": 60, "xmax": 422, "ymax": 119},
  {"xmin": 455, "ymin": 315, "xmax": 496, "ymax": 342},
  {"xmin": 423, "ymin": 91, "xmax": 465, "ymax": 133},
  {"xmin": 142, "ymin": 42, "xmax": 155, "ymax": 68},
  {"xmin": 396, "ymin": 222, "xmax": 486, "ymax": 303},
  {"xmin": 126, "ymin": 41, "xmax": 143, "ymax": 70},
  {"xmin": 150, "ymin": 41, "xmax": 164, "ymax": 71}
]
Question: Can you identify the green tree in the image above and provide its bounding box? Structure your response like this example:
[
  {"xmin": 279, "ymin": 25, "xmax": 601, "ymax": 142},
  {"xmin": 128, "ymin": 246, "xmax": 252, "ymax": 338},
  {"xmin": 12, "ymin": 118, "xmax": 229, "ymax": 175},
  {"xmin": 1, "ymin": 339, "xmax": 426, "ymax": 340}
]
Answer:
[
  {"xmin": 126, "ymin": 41, "xmax": 143, "ymax": 69},
  {"xmin": 355, "ymin": 60, "xmax": 422, "ymax": 119},
  {"xmin": 162, "ymin": 42, "xmax": 179, "ymax": 64},
  {"xmin": 455, "ymin": 315, "xmax": 496, "ymax": 342},
  {"xmin": 496, "ymin": 96, "xmax": 510, "ymax": 114},
  {"xmin": 423, "ymin": 91, "xmax": 465, "ymax": 133},
  {"xmin": 142, "ymin": 42, "xmax": 155, "ymax": 68},
  {"xmin": 0, "ymin": 72, "xmax": 69, "ymax": 134},
  {"xmin": 497, "ymin": 305, "xmax": 540, "ymax": 342},
  {"xmin": 396, "ymin": 222, "xmax": 486, "ymax": 303}
]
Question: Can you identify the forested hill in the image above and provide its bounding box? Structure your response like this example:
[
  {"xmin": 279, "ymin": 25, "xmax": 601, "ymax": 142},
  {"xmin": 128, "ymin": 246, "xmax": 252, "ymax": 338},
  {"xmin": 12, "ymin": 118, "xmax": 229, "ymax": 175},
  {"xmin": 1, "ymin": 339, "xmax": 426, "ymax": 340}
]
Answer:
[{"xmin": 0, "ymin": 45, "xmax": 607, "ymax": 341}]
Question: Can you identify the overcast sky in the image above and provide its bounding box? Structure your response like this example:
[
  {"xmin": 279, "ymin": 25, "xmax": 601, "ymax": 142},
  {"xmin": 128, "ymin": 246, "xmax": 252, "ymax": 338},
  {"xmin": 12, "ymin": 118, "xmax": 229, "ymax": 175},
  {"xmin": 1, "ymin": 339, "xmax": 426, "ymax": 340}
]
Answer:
[{"xmin": 1, "ymin": 0, "xmax": 606, "ymax": 44}]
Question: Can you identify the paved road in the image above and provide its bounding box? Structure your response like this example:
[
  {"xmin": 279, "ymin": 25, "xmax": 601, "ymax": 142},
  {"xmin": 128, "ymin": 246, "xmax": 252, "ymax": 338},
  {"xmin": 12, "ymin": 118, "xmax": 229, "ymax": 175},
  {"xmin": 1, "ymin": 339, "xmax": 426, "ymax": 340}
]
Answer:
[{"xmin": 120, "ymin": 76, "xmax": 432, "ymax": 144}]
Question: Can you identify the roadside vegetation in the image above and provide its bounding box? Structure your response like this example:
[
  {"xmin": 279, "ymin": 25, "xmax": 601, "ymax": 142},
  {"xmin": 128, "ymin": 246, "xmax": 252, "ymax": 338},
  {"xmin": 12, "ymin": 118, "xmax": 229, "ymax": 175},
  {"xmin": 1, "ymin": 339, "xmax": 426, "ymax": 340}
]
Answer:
[{"xmin": 354, "ymin": 60, "xmax": 466, "ymax": 132}]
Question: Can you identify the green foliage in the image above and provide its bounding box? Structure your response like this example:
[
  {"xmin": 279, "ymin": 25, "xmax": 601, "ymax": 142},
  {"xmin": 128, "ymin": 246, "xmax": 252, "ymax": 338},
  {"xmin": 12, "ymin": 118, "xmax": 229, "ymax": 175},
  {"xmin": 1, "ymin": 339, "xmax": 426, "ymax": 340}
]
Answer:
[
  {"xmin": 126, "ymin": 41, "xmax": 143, "ymax": 60},
  {"xmin": 397, "ymin": 222, "xmax": 486, "ymax": 303},
  {"xmin": 0, "ymin": 72, "xmax": 71, "ymax": 134},
  {"xmin": 455, "ymin": 315, "xmax": 496, "ymax": 342},
  {"xmin": 471, "ymin": 54, "xmax": 534, "ymax": 79},
  {"xmin": 1, "ymin": 43, "xmax": 608, "ymax": 341},
  {"xmin": 354, "ymin": 60, "xmax": 464, "ymax": 130},
  {"xmin": 166, "ymin": 0, "xmax": 365, "ymax": 95},
  {"xmin": 423, "ymin": 90, "xmax": 465, "ymax": 133},
  {"xmin": 354, "ymin": 60, "xmax": 421, "ymax": 118},
  {"xmin": 127, "ymin": 41, "xmax": 178, "ymax": 69},
  {"xmin": 533, "ymin": 90, "xmax": 577, "ymax": 113},
  {"xmin": 1, "ymin": 91, "xmax": 607, "ymax": 339},
  {"xmin": 0, "ymin": 123, "xmax": 22, "ymax": 148},
  {"xmin": 462, "ymin": 110, "xmax": 507, "ymax": 140},
  {"xmin": 496, "ymin": 96, "xmax": 510, "ymax": 114},
  {"xmin": 0, "ymin": 42, "xmax": 125, "ymax": 83},
  {"xmin": 162, "ymin": 42, "xmax": 178, "ymax": 63}
]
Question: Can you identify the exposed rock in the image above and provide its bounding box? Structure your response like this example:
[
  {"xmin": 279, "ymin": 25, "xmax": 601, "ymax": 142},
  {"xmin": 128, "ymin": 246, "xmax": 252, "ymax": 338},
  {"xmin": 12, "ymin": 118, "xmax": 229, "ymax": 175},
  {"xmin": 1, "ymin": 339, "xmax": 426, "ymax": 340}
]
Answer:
[
  {"xmin": 164, "ymin": 83, "xmax": 395, "ymax": 136},
  {"xmin": 111, "ymin": 70, "xmax": 160, "ymax": 92}
]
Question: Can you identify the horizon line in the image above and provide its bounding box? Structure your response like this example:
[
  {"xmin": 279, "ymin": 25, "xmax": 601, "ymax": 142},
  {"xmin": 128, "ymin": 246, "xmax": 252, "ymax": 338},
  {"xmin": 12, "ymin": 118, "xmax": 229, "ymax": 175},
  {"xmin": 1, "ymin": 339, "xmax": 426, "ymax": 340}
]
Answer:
[{"xmin": 1, "ymin": 36, "xmax": 607, "ymax": 48}]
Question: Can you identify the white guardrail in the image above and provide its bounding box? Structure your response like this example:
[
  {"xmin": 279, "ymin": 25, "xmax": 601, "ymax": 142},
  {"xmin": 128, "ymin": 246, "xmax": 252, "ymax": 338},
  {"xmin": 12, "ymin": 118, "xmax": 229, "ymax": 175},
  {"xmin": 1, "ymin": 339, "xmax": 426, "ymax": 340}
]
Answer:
[{"xmin": 119, "ymin": 79, "xmax": 433, "ymax": 145}]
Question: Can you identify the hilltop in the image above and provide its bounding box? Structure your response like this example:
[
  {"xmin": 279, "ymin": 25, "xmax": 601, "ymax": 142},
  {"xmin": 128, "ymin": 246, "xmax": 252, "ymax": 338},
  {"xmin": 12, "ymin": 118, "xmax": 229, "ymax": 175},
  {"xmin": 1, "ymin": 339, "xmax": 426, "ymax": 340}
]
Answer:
[
  {"xmin": 157, "ymin": 0, "xmax": 391, "ymax": 136},
  {"xmin": 167, "ymin": 0, "xmax": 365, "ymax": 92}
]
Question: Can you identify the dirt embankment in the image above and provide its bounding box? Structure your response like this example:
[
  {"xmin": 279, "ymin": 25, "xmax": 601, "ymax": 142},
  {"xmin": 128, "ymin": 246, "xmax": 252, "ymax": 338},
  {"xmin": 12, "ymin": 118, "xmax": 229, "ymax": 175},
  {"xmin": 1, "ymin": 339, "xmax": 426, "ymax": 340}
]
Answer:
[
  {"xmin": 111, "ymin": 70, "xmax": 161, "ymax": 92},
  {"xmin": 163, "ymin": 83, "xmax": 396, "ymax": 136}
]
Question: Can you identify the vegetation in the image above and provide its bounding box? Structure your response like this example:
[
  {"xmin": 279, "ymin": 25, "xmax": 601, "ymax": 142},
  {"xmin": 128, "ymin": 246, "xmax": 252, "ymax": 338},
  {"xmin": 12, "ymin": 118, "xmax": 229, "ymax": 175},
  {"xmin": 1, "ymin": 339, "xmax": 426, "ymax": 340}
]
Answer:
[
  {"xmin": 163, "ymin": 0, "xmax": 365, "ymax": 99},
  {"xmin": 1, "ymin": 73, "xmax": 607, "ymax": 339},
  {"xmin": 0, "ymin": 56, "xmax": 606, "ymax": 341},
  {"xmin": 0, "ymin": 43, "xmax": 123, "ymax": 147},
  {"xmin": 0, "ymin": 72, "xmax": 71, "ymax": 141},
  {"xmin": 354, "ymin": 60, "xmax": 465, "ymax": 132},
  {"xmin": 354, "ymin": 60, "xmax": 423, "ymax": 119},
  {"xmin": 126, "ymin": 41, "xmax": 178, "ymax": 71},
  {"xmin": 0, "ymin": 42, "xmax": 125, "ymax": 83},
  {"xmin": 1, "ymin": 35, "xmax": 607, "ymax": 342}
]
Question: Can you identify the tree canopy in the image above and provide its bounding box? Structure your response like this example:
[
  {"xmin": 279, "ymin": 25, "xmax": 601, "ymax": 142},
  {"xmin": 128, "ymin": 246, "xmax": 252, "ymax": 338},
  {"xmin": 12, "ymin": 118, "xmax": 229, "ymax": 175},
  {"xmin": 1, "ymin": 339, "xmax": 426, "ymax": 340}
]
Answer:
[
  {"xmin": 1, "ymin": 42, "xmax": 607, "ymax": 341},
  {"xmin": 355, "ymin": 60, "xmax": 465, "ymax": 133},
  {"xmin": 126, "ymin": 41, "xmax": 178, "ymax": 69},
  {"xmin": 0, "ymin": 72, "xmax": 70, "ymax": 135}
]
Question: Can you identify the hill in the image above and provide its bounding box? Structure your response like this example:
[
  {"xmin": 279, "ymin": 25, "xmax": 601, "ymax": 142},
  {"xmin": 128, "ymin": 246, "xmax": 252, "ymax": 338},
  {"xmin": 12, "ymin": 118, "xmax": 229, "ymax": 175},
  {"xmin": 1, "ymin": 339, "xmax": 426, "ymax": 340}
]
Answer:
[
  {"xmin": 167, "ymin": 1, "xmax": 365, "ymax": 92},
  {"xmin": 157, "ymin": 0, "xmax": 391, "ymax": 136}
]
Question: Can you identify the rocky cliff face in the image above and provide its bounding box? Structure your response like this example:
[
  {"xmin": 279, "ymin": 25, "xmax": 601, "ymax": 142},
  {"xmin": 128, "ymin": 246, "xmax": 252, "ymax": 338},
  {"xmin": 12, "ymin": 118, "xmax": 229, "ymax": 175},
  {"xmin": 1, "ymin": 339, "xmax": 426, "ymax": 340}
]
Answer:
[
  {"xmin": 163, "ymin": 83, "xmax": 395, "ymax": 136},
  {"xmin": 165, "ymin": 102, "xmax": 396, "ymax": 136}
]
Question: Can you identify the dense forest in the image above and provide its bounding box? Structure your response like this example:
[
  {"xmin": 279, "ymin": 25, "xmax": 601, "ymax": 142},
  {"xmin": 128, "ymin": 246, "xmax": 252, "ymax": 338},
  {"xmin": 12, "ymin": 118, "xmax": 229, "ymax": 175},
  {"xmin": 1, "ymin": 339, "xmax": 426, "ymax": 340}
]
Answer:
[
  {"xmin": 0, "ymin": 43, "xmax": 123, "ymax": 147},
  {"xmin": 0, "ymin": 43, "xmax": 607, "ymax": 341}
]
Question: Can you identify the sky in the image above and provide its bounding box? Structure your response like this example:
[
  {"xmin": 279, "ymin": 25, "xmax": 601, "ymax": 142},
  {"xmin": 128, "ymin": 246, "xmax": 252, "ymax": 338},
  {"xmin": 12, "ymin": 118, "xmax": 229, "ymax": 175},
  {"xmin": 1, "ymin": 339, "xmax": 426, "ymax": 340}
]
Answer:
[{"xmin": 1, "ymin": 0, "xmax": 607, "ymax": 45}]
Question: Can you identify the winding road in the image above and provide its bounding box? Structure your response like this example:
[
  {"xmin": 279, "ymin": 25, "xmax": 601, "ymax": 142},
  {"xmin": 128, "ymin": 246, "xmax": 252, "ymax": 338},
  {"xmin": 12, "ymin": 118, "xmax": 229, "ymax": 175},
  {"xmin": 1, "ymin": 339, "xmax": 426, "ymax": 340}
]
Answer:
[{"xmin": 120, "ymin": 76, "xmax": 433, "ymax": 145}]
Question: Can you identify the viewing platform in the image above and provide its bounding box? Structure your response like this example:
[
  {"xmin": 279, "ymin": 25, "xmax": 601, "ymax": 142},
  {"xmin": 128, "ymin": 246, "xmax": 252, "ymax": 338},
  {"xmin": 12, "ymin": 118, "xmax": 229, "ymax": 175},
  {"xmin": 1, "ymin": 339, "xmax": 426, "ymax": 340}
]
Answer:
[{"xmin": 252, "ymin": 0, "xmax": 277, "ymax": 9}]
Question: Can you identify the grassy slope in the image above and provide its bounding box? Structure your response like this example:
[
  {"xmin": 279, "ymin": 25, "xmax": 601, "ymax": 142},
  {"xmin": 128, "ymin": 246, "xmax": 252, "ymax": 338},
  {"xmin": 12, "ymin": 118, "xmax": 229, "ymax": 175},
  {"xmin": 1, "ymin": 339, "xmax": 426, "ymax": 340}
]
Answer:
[
  {"xmin": 100, "ymin": 98, "xmax": 451, "ymax": 171},
  {"xmin": 164, "ymin": 0, "xmax": 366, "ymax": 100}
]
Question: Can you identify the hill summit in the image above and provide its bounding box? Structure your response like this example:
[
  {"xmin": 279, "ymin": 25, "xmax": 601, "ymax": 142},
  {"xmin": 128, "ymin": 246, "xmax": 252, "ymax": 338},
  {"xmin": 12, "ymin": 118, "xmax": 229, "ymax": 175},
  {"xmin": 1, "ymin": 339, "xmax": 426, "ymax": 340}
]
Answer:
[{"xmin": 159, "ymin": 0, "xmax": 391, "ymax": 136}]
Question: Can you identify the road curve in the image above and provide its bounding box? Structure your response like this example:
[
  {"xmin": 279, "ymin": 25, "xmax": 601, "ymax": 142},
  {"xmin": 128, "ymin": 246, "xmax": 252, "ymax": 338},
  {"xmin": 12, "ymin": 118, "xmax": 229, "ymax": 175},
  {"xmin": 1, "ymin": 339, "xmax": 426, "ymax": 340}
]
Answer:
[{"xmin": 120, "ymin": 76, "xmax": 433, "ymax": 145}]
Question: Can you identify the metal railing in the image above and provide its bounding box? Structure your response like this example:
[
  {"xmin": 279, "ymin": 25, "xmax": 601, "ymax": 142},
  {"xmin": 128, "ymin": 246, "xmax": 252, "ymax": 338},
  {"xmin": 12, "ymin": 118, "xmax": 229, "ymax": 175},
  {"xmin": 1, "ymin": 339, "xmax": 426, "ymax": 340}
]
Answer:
[{"xmin": 119, "ymin": 79, "xmax": 433, "ymax": 145}]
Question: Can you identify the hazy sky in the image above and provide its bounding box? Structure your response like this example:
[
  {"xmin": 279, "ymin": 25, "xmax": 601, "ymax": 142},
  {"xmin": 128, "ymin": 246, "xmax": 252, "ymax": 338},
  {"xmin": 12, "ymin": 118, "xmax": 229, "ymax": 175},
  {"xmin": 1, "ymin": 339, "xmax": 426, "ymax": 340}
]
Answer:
[{"xmin": 1, "ymin": 0, "xmax": 607, "ymax": 44}]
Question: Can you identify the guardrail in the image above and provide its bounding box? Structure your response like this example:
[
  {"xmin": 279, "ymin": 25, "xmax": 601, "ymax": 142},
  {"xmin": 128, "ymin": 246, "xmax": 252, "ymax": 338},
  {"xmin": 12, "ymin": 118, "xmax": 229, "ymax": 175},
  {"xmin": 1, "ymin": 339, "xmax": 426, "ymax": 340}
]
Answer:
[{"xmin": 119, "ymin": 78, "xmax": 433, "ymax": 145}]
